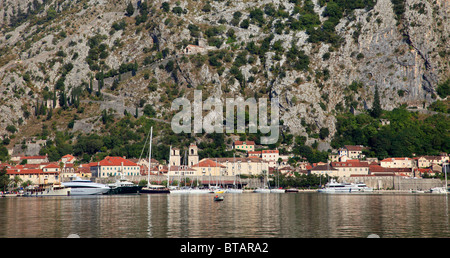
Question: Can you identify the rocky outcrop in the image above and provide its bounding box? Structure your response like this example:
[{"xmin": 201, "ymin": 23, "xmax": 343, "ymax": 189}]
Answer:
[{"xmin": 0, "ymin": 0, "xmax": 448, "ymax": 147}]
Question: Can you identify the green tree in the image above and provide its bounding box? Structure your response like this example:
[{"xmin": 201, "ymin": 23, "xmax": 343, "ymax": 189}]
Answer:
[
  {"xmin": 0, "ymin": 166, "xmax": 9, "ymax": 192},
  {"xmin": 126, "ymin": 2, "xmax": 134, "ymax": 17},
  {"xmin": 436, "ymin": 78, "xmax": 450, "ymax": 98},
  {"xmin": 370, "ymin": 85, "xmax": 382, "ymax": 118}
]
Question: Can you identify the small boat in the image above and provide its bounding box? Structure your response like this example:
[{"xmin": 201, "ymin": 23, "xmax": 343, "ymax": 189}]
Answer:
[
  {"xmin": 190, "ymin": 187, "xmax": 214, "ymax": 194},
  {"xmin": 24, "ymin": 183, "xmax": 71, "ymax": 197},
  {"xmin": 62, "ymin": 177, "xmax": 110, "ymax": 195},
  {"xmin": 270, "ymin": 188, "xmax": 286, "ymax": 193},
  {"xmin": 285, "ymin": 188, "xmax": 299, "ymax": 193},
  {"xmin": 141, "ymin": 184, "xmax": 170, "ymax": 194},
  {"xmin": 225, "ymin": 188, "xmax": 243, "ymax": 194},
  {"xmin": 253, "ymin": 187, "xmax": 271, "ymax": 193},
  {"xmin": 430, "ymin": 187, "xmax": 448, "ymax": 194},
  {"xmin": 214, "ymin": 195, "xmax": 224, "ymax": 201}
]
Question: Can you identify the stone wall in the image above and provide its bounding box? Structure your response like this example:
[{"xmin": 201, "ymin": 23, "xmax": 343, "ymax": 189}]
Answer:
[{"xmin": 345, "ymin": 176, "xmax": 445, "ymax": 190}]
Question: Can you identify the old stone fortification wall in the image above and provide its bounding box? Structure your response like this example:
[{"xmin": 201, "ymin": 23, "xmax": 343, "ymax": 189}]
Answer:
[{"xmin": 345, "ymin": 176, "xmax": 444, "ymax": 191}]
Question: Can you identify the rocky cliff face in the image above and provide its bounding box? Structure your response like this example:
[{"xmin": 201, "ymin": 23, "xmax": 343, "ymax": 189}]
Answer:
[{"xmin": 0, "ymin": 0, "xmax": 448, "ymax": 149}]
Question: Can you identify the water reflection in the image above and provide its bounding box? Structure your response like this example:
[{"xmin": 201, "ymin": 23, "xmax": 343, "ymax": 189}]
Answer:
[{"xmin": 0, "ymin": 193, "xmax": 449, "ymax": 238}]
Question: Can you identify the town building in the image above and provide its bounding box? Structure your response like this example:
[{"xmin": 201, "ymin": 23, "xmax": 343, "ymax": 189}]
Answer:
[
  {"xmin": 19, "ymin": 155, "xmax": 49, "ymax": 164},
  {"xmin": 330, "ymin": 160, "xmax": 370, "ymax": 178},
  {"xmin": 308, "ymin": 164, "xmax": 338, "ymax": 177},
  {"xmin": 380, "ymin": 157, "xmax": 415, "ymax": 168},
  {"xmin": 6, "ymin": 167, "xmax": 59, "ymax": 185},
  {"xmin": 60, "ymin": 154, "xmax": 77, "ymax": 164},
  {"xmin": 417, "ymin": 155, "xmax": 449, "ymax": 168},
  {"xmin": 214, "ymin": 157, "xmax": 268, "ymax": 176},
  {"xmin": 188, "ymin": 144, "xmax": 199, "ymax": 167},
  {"xmin": 89, "ymin": 156, "xmax": 140, "ymax": 178},
  {"xmin": 191, "ymin": 158, "xmax": 227, "ymax": 177},
  {"xmin": 233, "ymin": 141, "xmax": 255, "ymax": 152}
]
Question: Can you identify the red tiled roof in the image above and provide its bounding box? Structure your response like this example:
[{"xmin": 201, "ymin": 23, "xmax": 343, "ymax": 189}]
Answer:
[
  {"xmin": 234, "ymin": 141, "xmax": 255, "ymax": 145},
  {"xmin": 192, "ymin": 159, "xmax": 226, "ymax": 168},
  {"xmin": 7, "ymin": 168, "xmax": 57, "ymax": 175},
  {"xmin": 20, "ymin": 155, "xmax": 47, "ymax": 160},
  {"xmin": 380, "ymin": 157, "xmax": 412, "ymax": 162},
  {"xmin": 262, "ymin": 150, "xmax": 279, "ymax": 154},
  {"xmin": 344, "ymin": 145, "xmax": 364, "ymax": 151},
  {"xmin": 43, "ymin": 164, "xmax": 60, "ymax": 169},
  {"xmin": 331, "ymin": 161, "xmax": 370, "ymax": 167},
  {"xmin": 92, "ymin": 156, "xmax": 138, "ymax": 167}
]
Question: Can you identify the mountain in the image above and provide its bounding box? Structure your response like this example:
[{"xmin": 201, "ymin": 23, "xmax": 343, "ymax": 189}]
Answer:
[{"xmin": 0, "ymin": 0, "xmax": 448, "ymax": 159}]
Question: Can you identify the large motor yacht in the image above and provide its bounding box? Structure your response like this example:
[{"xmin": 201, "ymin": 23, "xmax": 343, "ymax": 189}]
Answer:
[
  {"xmin": 62, "ymin": 177, "xmax": 110, "ymax": 195},
  {"xmin": 318, "ymin": 179, "xmax": 373, "ymax": 193}
]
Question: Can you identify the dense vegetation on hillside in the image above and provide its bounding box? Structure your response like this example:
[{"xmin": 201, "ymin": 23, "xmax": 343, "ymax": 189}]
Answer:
[{"xmin": 331, "ymin": 107, "xmax": 450, "ymax": 159}]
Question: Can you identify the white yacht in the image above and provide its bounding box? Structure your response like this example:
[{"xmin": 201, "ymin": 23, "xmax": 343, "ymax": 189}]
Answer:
[
  {"xmin": 430, "ymin": 187, "xmax": 448, "ymax": 194},
  {"xmin": 24, "ymin": 183, "xmax": 71, "ymax": 197},
  {"xmin": 225, "ymin": 188, "xmax": 244, "ymax": 194},
  {"xmin": 318, "ymin": 179, "xmax": 373, "ymax": 193},
  {"xmin": 62, "ymin": 177, "xmax": 110, "ymax": 195},
  {"xmin": 253, "ymin": 187, "xmax": 271, "ymax": 193}
]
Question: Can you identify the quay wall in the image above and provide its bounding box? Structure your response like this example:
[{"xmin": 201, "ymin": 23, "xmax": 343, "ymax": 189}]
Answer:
[
  {"xmin": 92, "ymin": 175, "xmax": 445, "ymax": 191},
  {"xmin": 344, "ymin": 176, "xmax": 444, "ymax": 190}
]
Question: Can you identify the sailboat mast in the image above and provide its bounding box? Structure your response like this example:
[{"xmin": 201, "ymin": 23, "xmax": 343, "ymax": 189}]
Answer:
[
  {"xmin": 147, "ymin": 126, "xmax": 153, "ymax": 187},
  {"xmin": 168, "ymin": 146, "xmax": 171, "ymax": 188}
]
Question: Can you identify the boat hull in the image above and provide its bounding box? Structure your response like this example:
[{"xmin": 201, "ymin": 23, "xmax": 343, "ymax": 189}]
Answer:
[
  {"xmin": 140, "ymin": 187, "xmax": 170, "ymax": 194},
  {"xmin": 24, "ymin": 188, "xmax": 71, "ymax": 197},
  {"xmin": 108, "ymin": 186, "xmax": 143, "ymax": 194}
]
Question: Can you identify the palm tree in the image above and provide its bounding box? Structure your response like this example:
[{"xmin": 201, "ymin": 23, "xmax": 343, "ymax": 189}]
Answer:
[{"xmin": 12, "ymin": 176, "xmax": 22, "ymax": 189}]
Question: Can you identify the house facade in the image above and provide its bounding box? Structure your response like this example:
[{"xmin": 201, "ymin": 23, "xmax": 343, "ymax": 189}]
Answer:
[
  {"xmin": 90, "ymin": 156, "xmax": 140, "ymax": 178},
  {"xmin": 233, "ymin": 141, "xmax": 255, "ymax": 152},
  {"xmin": 330, "ymin": 161, "xmax": 370, "ymax": 178},
  {"xmin": 215, "ymin": 157, "xmax": 268, "ymax": 176},
  {"xmin": 417, "ymin": 155, "xmax": 449, "ymax": 168},
  {"xmin": 6, "ymin": 168, "xmax": 59, "ymax": 185},
  {"xmin": 380, "ymin": 157, "xmax": 415, "ymax": 168},
  {"xmin": 191, "ymin": 159, "xmax": 227, "ymax": 177}
]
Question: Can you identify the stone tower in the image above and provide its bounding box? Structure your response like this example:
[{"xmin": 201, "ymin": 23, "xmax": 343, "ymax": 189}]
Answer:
[
  {"xmin": 169, "ymin": 148, "xmax": 181, "ymax": 166},
  {"xmin": 188, "ymin": 144, "xmax": 199, "ymax": 167}
]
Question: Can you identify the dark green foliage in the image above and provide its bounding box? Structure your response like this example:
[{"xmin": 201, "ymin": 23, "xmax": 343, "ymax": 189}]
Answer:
[
  {"xmin": 331, "ymin": 108, "xmax": 450, "ymax": 159},
  {"xmin": 286, "ymin": 44, "xmax": 310, "ymax": 71},
  {"xmin": 370, "ymin": 85, "xmax": 382, "ymax": 118},
  {"xmin": 319, "ymin": 127, "xmax": 329, "ymax": 140},
  {"xmin": 85, "ymin": 34, "xmax": 109, "ymax": 71},
  {"xmin": 249, "ymin": 8, "xmax": 265, "ymax": 26},
  {"xmin": 391, "ymin": 0, "xmax": 406, "ymax": 20},
  {"xmin": 126, "ymin": 1, "xmax": 134, "ymax": 17},
  {"xmin": 436, "ymin": 78, "xmax": 450, "ymax": 98},
  {"xmin": 161, "ymin": 2, "xmax": 170, "ymax": 12}
]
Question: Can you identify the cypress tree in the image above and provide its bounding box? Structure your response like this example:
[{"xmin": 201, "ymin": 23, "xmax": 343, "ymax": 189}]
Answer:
[
  {"xmin": 126, "ymin": 2, "xmax": 134, "ymax": 17},
  {"xmin": 370, "ymin": 85, "xmax": 382, "ymax": 118}
]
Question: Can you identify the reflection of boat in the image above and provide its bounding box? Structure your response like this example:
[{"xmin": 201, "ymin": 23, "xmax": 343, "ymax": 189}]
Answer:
[
  {"xmin": 214, "ymin": 195, "xmax": 224, "ymax": 201},
  {"xmin": 62, "ymin": 177, "xmax": 110, "ymax": 195},
  {"xmin": 24, "ymin": 183, "xmax": 71, "ymax": 197},
  {"xmin": 107, "ymin": 174, "xmax": 143, "ymax": 194},
  {"xmin": 318, "ymin": 179, "xmax": 373, "ymax": 193}
]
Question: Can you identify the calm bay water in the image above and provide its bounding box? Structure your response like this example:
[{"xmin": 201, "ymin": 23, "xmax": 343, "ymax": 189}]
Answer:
[{"xmin": 0, "ymin": 193, "xmax": 449, "ymax": 238}]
